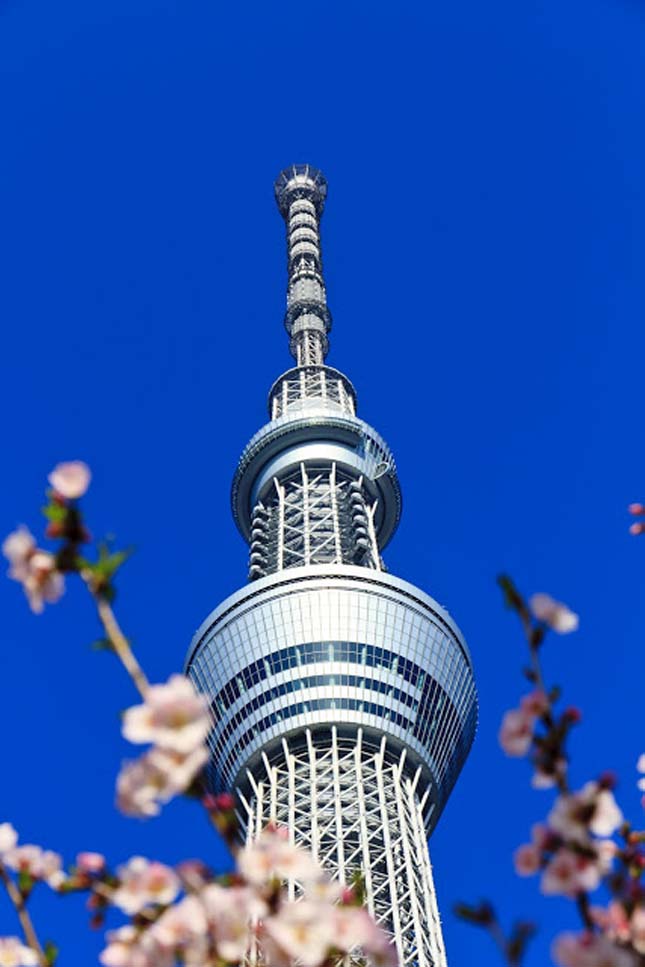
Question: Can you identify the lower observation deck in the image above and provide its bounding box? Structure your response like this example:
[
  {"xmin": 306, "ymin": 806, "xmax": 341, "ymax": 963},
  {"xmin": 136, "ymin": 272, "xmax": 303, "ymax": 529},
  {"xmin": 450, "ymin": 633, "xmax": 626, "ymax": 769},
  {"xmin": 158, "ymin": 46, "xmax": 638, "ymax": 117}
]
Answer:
[{"xmin": 185, "ymin": 565, "xmax": 477, "ymax": 833}]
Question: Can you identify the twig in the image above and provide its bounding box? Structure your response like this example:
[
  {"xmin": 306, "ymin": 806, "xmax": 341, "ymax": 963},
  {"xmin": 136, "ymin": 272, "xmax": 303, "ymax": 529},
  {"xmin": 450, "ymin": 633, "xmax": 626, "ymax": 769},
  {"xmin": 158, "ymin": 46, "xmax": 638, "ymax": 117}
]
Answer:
[
  {"xmin": 81, "ymin": 572, "xmax": 149, "ymax": 698},
  {"xmin": 0, "ymin": 862, "xmax": 48, "ymax": 966}
]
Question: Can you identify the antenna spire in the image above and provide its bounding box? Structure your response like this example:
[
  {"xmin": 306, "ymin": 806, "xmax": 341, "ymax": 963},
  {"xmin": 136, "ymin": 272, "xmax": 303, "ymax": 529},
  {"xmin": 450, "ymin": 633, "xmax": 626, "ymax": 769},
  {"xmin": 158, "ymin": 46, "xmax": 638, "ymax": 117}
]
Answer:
[{"xmin": 274, "ymin": 164, "xmax": 332, "ymax": 366}]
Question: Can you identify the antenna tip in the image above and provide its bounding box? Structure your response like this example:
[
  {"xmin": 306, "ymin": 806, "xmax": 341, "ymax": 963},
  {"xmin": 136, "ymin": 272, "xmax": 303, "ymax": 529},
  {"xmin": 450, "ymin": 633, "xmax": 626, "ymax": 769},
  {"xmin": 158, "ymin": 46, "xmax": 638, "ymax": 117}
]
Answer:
[{"xmin": 274, "ymin": 164, "xmax": 327, "ymax": 216}]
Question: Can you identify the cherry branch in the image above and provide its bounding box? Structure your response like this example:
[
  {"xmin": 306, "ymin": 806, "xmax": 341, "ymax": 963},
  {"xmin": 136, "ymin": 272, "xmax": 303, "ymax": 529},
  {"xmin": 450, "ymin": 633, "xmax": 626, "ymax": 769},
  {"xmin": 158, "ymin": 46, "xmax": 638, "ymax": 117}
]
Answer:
[{"xmin": 0, "ymin": 861, "xmax": 48, "ymax": 966}]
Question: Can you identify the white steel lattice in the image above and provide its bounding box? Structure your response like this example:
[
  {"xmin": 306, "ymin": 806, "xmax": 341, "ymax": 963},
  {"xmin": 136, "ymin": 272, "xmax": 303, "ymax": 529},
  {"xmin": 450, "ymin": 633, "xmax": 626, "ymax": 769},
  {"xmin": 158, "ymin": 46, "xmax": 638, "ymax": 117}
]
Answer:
[
  {"xmin": 240, "ymin": 728, "xmax": 448, "ymax": 967},
  {"xmin": 248, "ymin": 464, "xmax": 381, "ymax": 579}
]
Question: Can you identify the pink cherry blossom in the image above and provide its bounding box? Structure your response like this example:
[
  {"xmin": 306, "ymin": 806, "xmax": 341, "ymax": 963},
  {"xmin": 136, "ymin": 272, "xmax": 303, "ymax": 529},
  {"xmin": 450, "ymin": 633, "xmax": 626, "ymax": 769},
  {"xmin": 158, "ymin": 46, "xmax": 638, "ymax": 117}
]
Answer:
[
  {"xmin": 238, "ymin": 826, "xmax": 322, "ymax": 887},
  {"xmin": 122, "ymin": 675, "xmax": 210, "ymax": 755},
  {"xmin": 498, "ymin": 708, "xmax": 534, "ymax": 757},
  {"xmin": 529, "ymin": 593, "xmax": 579, "ymax": 633},
  {"xmin": 590, "ymin": 902, "xmax": 631, "ymax": 944},
  {"xmin": 111, "ymin": 857, "xmax": 180, "ymax": 915},
  {"xmin": 513, "ymin": 843, "xmax": 541, "ymax": 876},
  {"xmin": 0, "ymin": 824, "xmax": 18, "ymax": 856},
  {"xmin": 201, "ymin": 883, "xmax": 266, "ymax": 961},
  {"xmin": 48, "ymin": 461, "xmax": 91, "ymax": 500},
  {"xmin": 552, "ymin": 931, "xmax": 636, "ymax": 967},
  {"xmin": 3, "ymin": 845, "xmax": 64, "ymax": 888},
  {"xmin": 116, "ymin": 745, "xmax": 208, "ymax": 818},
  {"xmin": 0, "ymin": 936, "xmax": 39, "ymax": 967},
  {"xmin": 76, "ymin": 851, "xmax": 106, "ymax": 874},
  {"xmin": 541, "ymin": 847, "xmax": 605, "ymax": 897},
  {"xmin": 261, "ymin": 900, "xmax": 336, "ymax": 967},
  {"xmin": 520, "ymin": 689, "xmax": 550, "ymax": 717}
]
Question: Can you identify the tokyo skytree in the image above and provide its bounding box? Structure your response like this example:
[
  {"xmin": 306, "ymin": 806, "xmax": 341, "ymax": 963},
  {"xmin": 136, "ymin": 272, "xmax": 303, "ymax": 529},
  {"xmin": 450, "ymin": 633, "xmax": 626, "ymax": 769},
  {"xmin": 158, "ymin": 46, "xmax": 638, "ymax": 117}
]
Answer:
[{"xmin": 185, "ymin": 165, "xmax": 478, "ymax": 967}]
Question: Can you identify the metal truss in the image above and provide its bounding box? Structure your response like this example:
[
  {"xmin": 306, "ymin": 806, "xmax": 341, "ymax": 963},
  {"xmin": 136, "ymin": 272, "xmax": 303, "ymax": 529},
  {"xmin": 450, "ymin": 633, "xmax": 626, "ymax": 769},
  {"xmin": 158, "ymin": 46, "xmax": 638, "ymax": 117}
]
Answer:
[
  {"xmin": 240, "ymin": 728, "xmax": 448, "ymax": 967},
  {"xmin": 248, "ymin": 465, "xmax": 382, "ymax": 579},
  {"xmin": 269, "ymin": 365, "xmax": 357, "ymax": 420}
]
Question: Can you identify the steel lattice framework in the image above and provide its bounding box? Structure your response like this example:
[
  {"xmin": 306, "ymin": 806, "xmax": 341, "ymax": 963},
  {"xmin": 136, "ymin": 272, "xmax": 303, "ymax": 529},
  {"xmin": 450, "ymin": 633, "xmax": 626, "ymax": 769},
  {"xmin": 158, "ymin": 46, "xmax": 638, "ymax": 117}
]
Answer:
[{"xmin": 186, "ymin": 165, "xmax": 478, "ymax": 966}]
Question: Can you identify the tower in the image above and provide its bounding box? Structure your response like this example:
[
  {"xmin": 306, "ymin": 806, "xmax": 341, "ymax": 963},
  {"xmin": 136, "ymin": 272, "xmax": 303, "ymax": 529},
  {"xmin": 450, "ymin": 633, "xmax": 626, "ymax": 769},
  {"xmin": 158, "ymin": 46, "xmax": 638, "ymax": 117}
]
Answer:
[{"xmin": 185, "ymin": 165, "xmax": 477, "ymax": 967}]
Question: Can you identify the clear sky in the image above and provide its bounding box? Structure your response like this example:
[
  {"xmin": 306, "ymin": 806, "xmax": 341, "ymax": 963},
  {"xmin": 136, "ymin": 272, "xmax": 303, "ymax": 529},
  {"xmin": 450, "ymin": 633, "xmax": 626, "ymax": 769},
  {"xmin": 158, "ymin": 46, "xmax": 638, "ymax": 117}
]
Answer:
[{"xmin": 1, "ymin": 0, "xmax": 644, "ymax": 964}]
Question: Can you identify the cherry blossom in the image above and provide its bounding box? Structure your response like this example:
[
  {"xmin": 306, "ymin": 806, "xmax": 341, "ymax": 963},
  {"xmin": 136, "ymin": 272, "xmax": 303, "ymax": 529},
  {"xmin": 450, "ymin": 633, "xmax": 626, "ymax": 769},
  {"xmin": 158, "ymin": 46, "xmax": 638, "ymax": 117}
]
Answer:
[
  {"xmin": 520, "ymin": 689, "xmax": 550, "ymax": 717},
  {"xmin": 116, "ymin": 745, "xmax": 208, "ymax": 818},
  {"xmin": 48, "ymin": 461, "xmax": 91, "ymax": 500},
  {"xmin": 513, "ymin": 843, "xmax": 541, "ymax": 876},
  {"xmin": 76, "ymin": 851, "xmax": 106, "ymax": 874},
  {"xmin": 0, "ymin": 824, "xmax": 18, "ymax": 857},
  {"xmin": 111, "ymin": 857, "xmax": 180, "ymax": 915},
  {"xmin": 148, "ymin": 895, "xmax": 208, "ymax": 960},
  {"xmin": 637, "ymin": 755, "xmax": 645, "ymax": 795},
  {"xmin": 2, "ymin": 528, "xmax": 36, "ymax": 582},
  {"xmin": 628, "ymin": 503, "xmax": 645, "ymax": 536},
  {"xmin": 630, "ymin": 906, "xmax": 645, "ymax": 955},
  {"xmin": 0, "ymin": 937, "xmax": 39, "ymax": 967},
  {"xmin": 529, "ymin": 593, "xmax": 579, "ymax": 633},
  {"xmin": 552, "ymin": 931, "xmax": 636, "ymax": 967},
  {"xmin": 2, "ymin": 531, "xmax": 65, "ymax": 614},
  {"xmin": 590, "ymin": 902, "xmax": 632, "ymax": 945},
  {"xmin": 541, "ymin": 847, "xmax": 608, "ymax": 897},
  {"xmin": 238, "ymin": 826, "xmax": 322, "ymax": 887},
  {"xmin": 122, "ymin": 675, "xmax": 210, "ymax": 755},
  {"xmin": 261, "ymin": 899, "xmax": 336, "ymax": 967},
  {"xmin": 3, "ymin": 845, "xmax": 64, "ymax": 889},
  {"xmin": 201, "ymin": 883, "xmax": 265, "ymax": 961},
  {"xmin": 332, "ymin": 904, "xmax": 396, "ymax": 964},
  {"xmin": 549, "ymin": 783, "xmax": 623, "ymax": 843},
  {"xmin": 498, "ymin": 708, "xmax": 535, "ymax": 757},
  {"xmin": 99, "ymin": 925, "xmax": 169, "ymax": 967}
]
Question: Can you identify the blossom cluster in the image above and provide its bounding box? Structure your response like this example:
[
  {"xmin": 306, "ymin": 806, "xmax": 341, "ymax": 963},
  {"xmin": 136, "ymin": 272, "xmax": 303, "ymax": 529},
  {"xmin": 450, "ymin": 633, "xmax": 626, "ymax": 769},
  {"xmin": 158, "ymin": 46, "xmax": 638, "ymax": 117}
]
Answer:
[
  {"xmin": 491, "ymin": 579, "xmax": 645, "ymax": 967},
  {"xmin": 117, "ymin": 675, "xmax": 211, "ymax": 818},
  {"xmin": 0, "ymin": 822, "xmax": 64, "ymax": 891},
  {"xmin": 98, "ymin": 827, "xmax": 395, "ymax": 967},
  {"xmin": 513, "ymin": 781, "xmax": 622, "ymax": 897},
  {"xmin": 2, "ymin": 461, "xmax": 90, "ymax": 613}
]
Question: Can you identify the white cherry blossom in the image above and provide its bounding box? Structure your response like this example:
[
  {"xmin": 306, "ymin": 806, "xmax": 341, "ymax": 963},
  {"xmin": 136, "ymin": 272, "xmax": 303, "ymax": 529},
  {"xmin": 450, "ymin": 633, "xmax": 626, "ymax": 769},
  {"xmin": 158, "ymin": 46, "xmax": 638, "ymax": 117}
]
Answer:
[
  {"xmin": 48, "ymin": 461, "xmax": 91, "ymax": 500},
  {"xmin": 262, "ymin": 899, "xmax": 336, "ymax": 967},
  {"xmin": 0, "ymin": 824, "xmax": 18, "ymax": 856},
  {"xmin": 202, "ymin": 883, "xmax": 265, "ymax": 961},
  {"xmin": 238, "ymin": 826, "xmax": 322, "ymax": 887},
  {"xmin": 111, "ymin": 857, "xmax": 180, "ymax": 915},
  {"xmin": 116, "ymin": 745, "xmax": 208, "ymax": 818},
  {"xmin": 0, "ymin": 937, "xmax": 39, "ymax": 967},
  {"xmin": 3, "ymin": 845, "xmax": 64, "ymax": 888},
  {"xmin": 541, "ymin": 847, "xmax": 605, "ymax": 897},
  {"xmin": 122, "ymin": 675, "xmax": 210, "ymax": 754},
  {"xmin": 2, "ymin": 528, "xmax": 36, "ymax": 582},
  {"xmin": 529, "ymin": 593, "xmax": 579, "ymax": 633}
]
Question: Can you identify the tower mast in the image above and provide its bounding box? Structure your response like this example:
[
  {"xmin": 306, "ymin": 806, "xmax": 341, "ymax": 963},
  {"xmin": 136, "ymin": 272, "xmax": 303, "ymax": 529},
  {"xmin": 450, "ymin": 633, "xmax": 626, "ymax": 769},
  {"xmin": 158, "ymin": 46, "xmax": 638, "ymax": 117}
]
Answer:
[{"xmin": 186, "ymin": 165, "xmax": 478, "ymax": 967}]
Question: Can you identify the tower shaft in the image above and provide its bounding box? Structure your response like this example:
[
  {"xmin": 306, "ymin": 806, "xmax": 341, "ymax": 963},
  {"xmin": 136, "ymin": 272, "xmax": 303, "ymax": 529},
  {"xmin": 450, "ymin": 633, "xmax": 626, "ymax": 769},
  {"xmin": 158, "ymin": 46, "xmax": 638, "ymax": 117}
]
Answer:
[
  {"xmin": 243, "ymin": 729, "xmax": 448, "ymax": 967},
  {"xmin": 186, "ymin": 165, "xmax": 477, "ymax": 967}
]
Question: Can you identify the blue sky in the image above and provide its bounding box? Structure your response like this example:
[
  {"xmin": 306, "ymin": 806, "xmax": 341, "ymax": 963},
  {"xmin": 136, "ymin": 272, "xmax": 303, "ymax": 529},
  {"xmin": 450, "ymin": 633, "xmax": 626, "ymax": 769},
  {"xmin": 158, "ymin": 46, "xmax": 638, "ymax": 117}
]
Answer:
[{"xmin": 1, "ymin": 0, "xmax": 644, "ymax": 963}]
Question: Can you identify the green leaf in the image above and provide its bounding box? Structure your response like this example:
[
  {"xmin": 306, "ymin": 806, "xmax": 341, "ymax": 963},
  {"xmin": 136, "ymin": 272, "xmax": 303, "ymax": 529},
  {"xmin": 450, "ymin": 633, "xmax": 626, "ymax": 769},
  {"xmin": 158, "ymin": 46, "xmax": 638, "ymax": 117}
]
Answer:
[
  {"xmin": 42, "ymin": 502, "xmax": 67, "ymax": 524},
  {"xmin": 18, "ymin": 870, "xmax": 34, "ymax": 896},
  {"xmin": 44, "ymin": 940, "xmax": 59, "ymax": 966}
]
